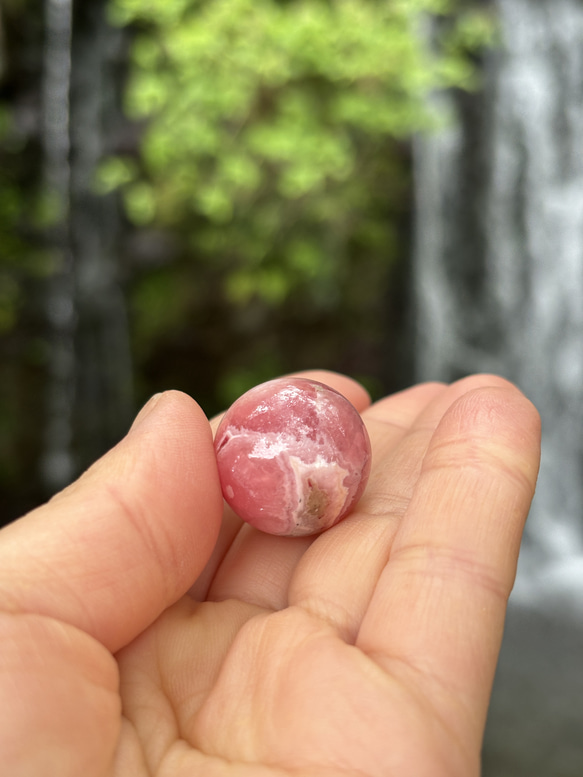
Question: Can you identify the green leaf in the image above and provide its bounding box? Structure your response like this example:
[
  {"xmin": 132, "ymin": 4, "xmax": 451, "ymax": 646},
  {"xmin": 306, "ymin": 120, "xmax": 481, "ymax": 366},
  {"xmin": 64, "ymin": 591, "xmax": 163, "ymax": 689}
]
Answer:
[
  {"xmin": 93, "ymin": 156, "xmax": 137, "ymax": 194},
  {"xmin": 124, "ymin": 182, "xmax": 157, "ymax": 225}
]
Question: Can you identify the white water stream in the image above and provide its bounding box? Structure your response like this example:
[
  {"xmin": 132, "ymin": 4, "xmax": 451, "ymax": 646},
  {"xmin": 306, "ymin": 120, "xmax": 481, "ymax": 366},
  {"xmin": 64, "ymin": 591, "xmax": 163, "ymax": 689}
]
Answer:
[
  {"xmin": 41, "ymin": 0, "xmax": 76, "ymax": 489},
  {"xmin": 414, "ymin": 0, "xmax": 583, "ymax": 607}
]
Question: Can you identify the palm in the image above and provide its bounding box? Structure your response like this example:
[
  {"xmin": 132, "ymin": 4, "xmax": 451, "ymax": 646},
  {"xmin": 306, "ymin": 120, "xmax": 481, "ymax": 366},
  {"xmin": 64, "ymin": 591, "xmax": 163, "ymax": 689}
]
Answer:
[
  {"xmin": 120, "ymin": 580, "xmax": 476, "ymax": 777},
  {"xmin": 0, "ymin": 373, "xmax": 540, "ymax": 777},
  {"xmin": 118, "ymin": 594, "xmax": 433, "ymax": 777}
]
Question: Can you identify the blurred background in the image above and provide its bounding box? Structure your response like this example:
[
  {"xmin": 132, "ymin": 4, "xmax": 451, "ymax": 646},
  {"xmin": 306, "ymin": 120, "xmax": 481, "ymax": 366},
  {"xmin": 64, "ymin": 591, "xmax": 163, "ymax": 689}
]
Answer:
[{"xmin": 1, "ymin": 0, "xmax": 582, "ymax": 773}]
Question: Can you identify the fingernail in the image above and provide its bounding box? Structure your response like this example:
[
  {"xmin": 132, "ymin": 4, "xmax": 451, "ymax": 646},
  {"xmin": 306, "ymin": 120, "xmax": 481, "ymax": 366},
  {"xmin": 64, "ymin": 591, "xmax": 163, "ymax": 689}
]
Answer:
[{"xmin": 130, "ymin": 393, "xmax": 164, "ymax": 431}]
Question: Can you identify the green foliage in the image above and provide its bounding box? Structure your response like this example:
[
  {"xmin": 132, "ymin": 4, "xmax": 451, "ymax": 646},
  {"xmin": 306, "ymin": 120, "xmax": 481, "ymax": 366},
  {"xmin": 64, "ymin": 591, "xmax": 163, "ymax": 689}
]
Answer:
[
  {"xmin": 93, "ymin": 156, "xmax": 138, "ymax": 194},
  {"xmin": 0, "ymin": 0, "xmax": 496, "ymax": 519},
  {"xmin": 105, "ymin": 0, "xmax": 484, "ymax": 406},
  {"xmin": 442, "ymin": 5, "xmax": 500, "ymax": 55}
]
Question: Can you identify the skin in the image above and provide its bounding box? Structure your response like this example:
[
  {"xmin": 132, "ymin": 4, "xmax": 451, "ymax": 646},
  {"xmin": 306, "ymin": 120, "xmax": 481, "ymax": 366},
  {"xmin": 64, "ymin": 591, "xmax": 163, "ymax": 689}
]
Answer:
[{"xmin": 0, "ymin": 370, "xmax": 541, "ymax": 777}]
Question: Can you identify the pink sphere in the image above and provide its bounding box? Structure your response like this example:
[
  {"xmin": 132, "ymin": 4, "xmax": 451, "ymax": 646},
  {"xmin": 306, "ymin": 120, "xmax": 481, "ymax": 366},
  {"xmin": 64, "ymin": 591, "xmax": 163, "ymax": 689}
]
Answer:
[{"xmin": 214, "ymin": 377, "xmax": 371, "ymax": 536}]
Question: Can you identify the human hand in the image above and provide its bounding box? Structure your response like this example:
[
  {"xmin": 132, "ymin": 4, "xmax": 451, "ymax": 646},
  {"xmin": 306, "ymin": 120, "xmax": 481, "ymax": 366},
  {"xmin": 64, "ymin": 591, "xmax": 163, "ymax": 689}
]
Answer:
[{"xmin": 0, "ymin": 371, "xmax": 540, "ymax": 777}]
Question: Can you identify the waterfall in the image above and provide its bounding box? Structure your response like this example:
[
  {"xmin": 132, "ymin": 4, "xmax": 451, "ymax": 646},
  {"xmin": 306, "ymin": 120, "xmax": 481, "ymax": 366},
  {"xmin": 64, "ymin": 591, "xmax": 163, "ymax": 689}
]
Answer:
[
  {"xmin": 40, "ymin": 0, "xmax": 133, "ymax": 493},
  {"xmin": 413, "ymin": 0, "xmax": 583, "ymax": 586},
  {"xmin": 413, "ymin": 1, "xmax": 583, "ymax": 772},
  {"xmin": 41, "ymin": 0, "xmax": 76, "ymax": 490},
  {"xmin": 69, "ymin": 0, "xmax": 133, "ymax": 468}
]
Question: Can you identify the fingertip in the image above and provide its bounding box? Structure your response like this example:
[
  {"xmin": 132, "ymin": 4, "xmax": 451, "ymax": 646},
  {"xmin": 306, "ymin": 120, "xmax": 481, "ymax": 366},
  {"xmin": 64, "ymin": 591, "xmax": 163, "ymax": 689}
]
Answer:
[
  {"xmin": 470, "ymin": 381, "xmax": 541, "ymax": 439},
  {"xmin": 445, "ymin": 382, "xmax": 541, "ymax": 444},
  {"xmin": 129, "ymin": 389, "xmax": 208, "ymax": 436},
  {"xmin": 126, "ymin": 389, "xmax": 219, "ymax": 474},
  {"xmin": 128, "ymin": 392, "xmax": 164, "ymax": 431},
  {"xmin": 430, "ymin": 383, "xmax": 542, "ymax": 494},
  {"xmin": 448, "ymin": 372, "xmax": 529, "ymax": 400}
]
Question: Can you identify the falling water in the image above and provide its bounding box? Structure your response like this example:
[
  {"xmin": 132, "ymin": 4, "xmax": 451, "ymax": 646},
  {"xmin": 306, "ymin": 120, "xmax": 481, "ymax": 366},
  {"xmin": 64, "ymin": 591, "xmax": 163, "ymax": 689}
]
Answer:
[
  {"xmin": 413, "ymin": 1, "xmax": 583, "ymax": 772},
  {"xmin": 68, "ymin": 0, "xmax": 133, "ymax": 468},
  {"xmin": 41, "ymin": 0, "xmax": 76, "ymax": 490},
  {"xmin": 40, "ymin": 0, "xmax": 133, "ymax": 492},
  {"xmin": 413, "ymin": 0, "xmax": 583, "ymax": 590}
]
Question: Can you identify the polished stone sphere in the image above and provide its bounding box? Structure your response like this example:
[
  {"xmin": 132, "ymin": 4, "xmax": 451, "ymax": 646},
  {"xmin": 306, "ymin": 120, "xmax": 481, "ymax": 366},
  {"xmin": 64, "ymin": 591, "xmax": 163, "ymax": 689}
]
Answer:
[{"xmin": 214, "ymin": 377, "xmax": 371, "ymax": 536}]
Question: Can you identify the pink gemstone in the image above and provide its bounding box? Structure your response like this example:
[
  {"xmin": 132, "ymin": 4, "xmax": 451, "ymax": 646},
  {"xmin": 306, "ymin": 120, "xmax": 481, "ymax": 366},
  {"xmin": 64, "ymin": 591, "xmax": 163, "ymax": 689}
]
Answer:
[{"xmin": 214, "ymin": 377, "xmax": 371, "ymax": 536}]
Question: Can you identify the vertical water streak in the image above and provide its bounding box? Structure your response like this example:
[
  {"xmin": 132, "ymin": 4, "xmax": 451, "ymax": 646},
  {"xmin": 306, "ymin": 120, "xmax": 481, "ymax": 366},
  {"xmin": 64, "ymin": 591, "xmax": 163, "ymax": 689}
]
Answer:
[
  {"xmin": 41, "ymin": 0, "xmax": 76, "ymax": 490},
  {"xmin": 69, "ymin": 0, "xmax": 133, "ymax": 467},
  {"xmin": 488, "ymin": 0, "xmax": 583, "ymax": 573},
  {"xmin": 413, "ymin": 0, "xmax": 583, "ymax": 577}
]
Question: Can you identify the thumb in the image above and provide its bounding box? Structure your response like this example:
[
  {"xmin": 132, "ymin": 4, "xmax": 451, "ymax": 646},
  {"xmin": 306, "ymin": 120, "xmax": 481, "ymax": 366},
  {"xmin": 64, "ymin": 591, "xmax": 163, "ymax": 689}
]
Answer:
[{"xmin": 0, "ymin": 391, "xmax": 223, "ymax": 652}]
